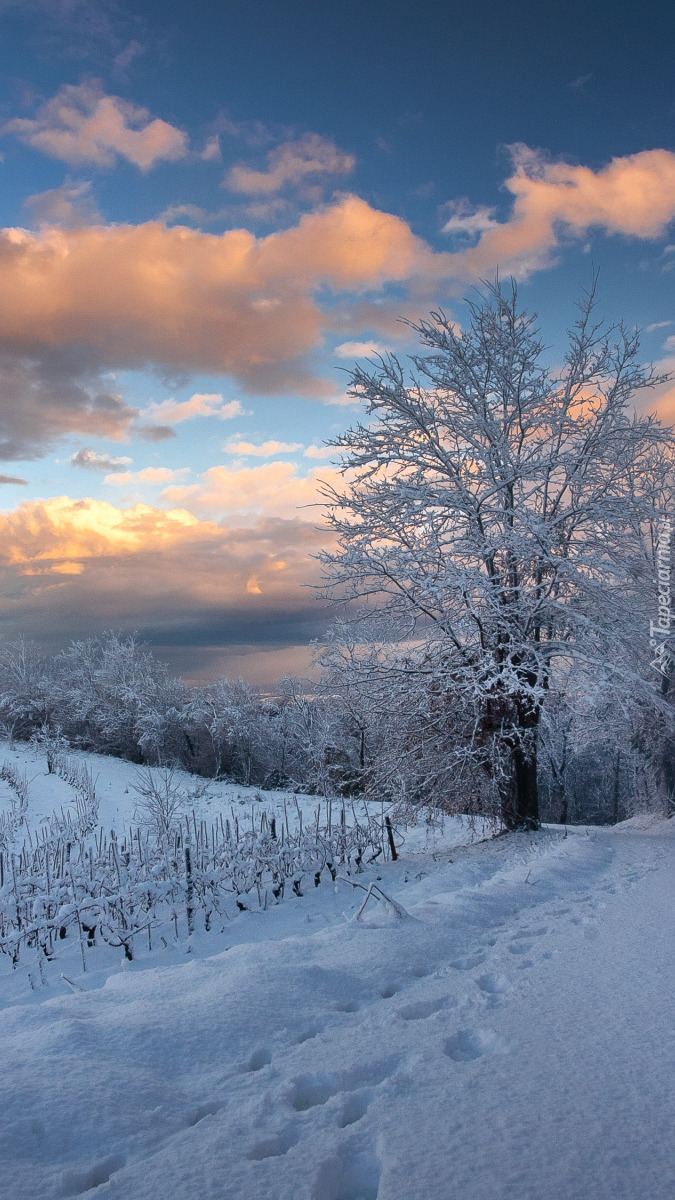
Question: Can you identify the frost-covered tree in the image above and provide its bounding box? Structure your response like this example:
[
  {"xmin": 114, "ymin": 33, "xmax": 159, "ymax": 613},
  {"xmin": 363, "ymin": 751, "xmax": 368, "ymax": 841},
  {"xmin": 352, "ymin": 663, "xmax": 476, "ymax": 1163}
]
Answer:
[
  {"xmin": 52, "ymin": 632, "xmax": 188, "ymax": 761},
  {"xmin": 319, "ymin": 281, "xmax": 674, "ymax": 828},
  {"xmin": 0, "ymin": 637, "xmax": 54, "ymax": 740}
]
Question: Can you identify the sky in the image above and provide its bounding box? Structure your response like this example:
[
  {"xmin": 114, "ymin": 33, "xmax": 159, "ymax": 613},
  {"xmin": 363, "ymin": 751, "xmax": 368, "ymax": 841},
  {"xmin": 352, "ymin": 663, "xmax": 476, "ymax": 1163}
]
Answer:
[{"xmin": 0, "ymin": 0, "xmax": 674, "ymax": 684}]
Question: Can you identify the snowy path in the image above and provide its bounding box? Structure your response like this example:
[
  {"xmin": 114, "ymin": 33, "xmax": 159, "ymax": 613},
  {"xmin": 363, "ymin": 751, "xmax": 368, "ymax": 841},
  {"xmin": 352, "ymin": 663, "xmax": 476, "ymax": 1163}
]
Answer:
[{"xmin": 1, "ymin": 816, "xmax": 674, "ymax": 1199}]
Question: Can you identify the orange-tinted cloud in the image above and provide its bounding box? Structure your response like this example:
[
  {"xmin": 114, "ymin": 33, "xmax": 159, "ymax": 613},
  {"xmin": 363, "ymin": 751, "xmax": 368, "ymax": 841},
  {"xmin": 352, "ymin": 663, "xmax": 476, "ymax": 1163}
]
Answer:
[
  {"xmin": 1, "ymin": 151, "xmax": 674, "ymax": 464},
  {"xmin": 223, "ymin": 439, "xmax": 303, "ymax": 457},
  {"xmin": 1, "ymin": 497, "xmax": 202, "ymax": 563},
  {"xmin": 447, "ymin": 146, "xmax": 675, "ymax": 277},
  {"xmin": 162, "ymin": 459, "xmax": 340, "ymax": 521},
  {"xmin": 0, "ymin": 496, "xmax": 334, "ymax": 680},
  {"xmin": 334, "ymin": 340, "xmax": 388, "ymax": 358},
  {"xmin": 2, "ymin": 81, "xmax": 188, "ymax": 170},
  {"xmin": 0, "ymin": 196, "xmax": 425, "ymax": 396},
  {"xmin": 635, "ymin": 356, "xmax": 675, "ymax": 425},
  {"xmin": 225, "ymin": 133, "xmax": 355, "ymax": 195},
  {"xmin": 24, "ymin": 180, "xmax": 102, "ymax": 228},
  {"xmin": 71, "ymin": 447, "xmax": 132, "ymax": 472},
  {"xmin": 4, "ymin": 151, "xmax": 672, "ymax": 394},
  {"xmin": 144, "ymin": 394, "xmax": 247, "ymax": 424},
  {"xmin": 105, "ymin": 466, "xmax": 190, "ymax": 486}
]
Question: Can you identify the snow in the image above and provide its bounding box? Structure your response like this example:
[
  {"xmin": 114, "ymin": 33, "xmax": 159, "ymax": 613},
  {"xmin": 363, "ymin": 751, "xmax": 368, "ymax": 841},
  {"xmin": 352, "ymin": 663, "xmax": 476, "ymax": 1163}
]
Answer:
[{"xmin": 1, "ymin": 741, "xmax": 674, "ymax": 1199}]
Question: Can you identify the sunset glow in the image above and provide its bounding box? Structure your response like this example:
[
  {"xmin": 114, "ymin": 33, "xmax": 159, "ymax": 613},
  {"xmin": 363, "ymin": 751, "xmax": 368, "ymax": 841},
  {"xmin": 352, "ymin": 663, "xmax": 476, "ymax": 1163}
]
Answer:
[{"xmin": 0, "ymin": 0, "xmax": 672, "ymax": 680}]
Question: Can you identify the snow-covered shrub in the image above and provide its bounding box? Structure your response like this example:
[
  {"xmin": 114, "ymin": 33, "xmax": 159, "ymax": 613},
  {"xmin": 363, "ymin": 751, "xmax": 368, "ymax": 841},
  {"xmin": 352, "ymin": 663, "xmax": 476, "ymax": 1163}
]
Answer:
[
  {"xmin": 0, "ymin": 638, "xmax": 54, "ymax": 742},
  {"xmin": 131, "ymin": 767, "xmax": 188, "ymax": 842},
  {"xmin": 50, "ymin": 632, "xmax": 190, "ymax": 763}
]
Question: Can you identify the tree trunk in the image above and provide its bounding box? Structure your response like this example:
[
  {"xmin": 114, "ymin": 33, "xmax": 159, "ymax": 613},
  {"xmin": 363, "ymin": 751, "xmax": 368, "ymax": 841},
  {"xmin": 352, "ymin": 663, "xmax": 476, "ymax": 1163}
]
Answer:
[
  {"xmin": 501, "ymin": 708, "xmax": 540, "ymax": 831},
  {"xmin": 612, "ymin": 751, "xmax": 621, "ymax": 824},
  {"xmin": 512, "ymin": 739, "xmax": 540, "ymax": 829},
  {"xmin": 659, "ymin": 736, "xmax": 675, "ymax": 818}
]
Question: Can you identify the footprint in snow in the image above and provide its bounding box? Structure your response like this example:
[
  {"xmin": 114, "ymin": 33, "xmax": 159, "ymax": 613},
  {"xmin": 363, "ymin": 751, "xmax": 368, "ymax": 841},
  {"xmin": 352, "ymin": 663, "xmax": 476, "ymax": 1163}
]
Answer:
[
  {"xmin": 397, "ymin": 996, "xmax": 453, "ymax": 1021},
  {"xmin": 187, "ymin": 1100, "xmax": 220, "ymax": 1126},
  {"xmin": 338, "ymin": 1090, "xmax": 372, "ymax": 1128},
  {"xmin": 240, "ymin": 1046, "xmax": 272, "ymax": 1073},
  {"xmin": 444, "ymin": 1028, "xmax": 510, "ymax": 1063},
  {"xmin": 312, "ymin": 1146, "xmax": 381, "ymax": 1200},
  {"xmin": 247, "ymin": 1127, "xmax": 300, "ymax": 1160},
  {"xmin": 61, "ymin": 1154, "xmax": 126, "ymax": 1196},
  {"xmin": 449, "ymin": 953, "xmax": 487, "ymax": 971},
  {"xmin": 288, "ymin": 1060, "xmax": 396, "ymax": 1113},
  {"xmin": 508, "ymin": 941, "xmax": 533, "ymax": 955},
  {"xmin": 295, "ymin": 1025, "xmax": 324, "ymax": 1045},
  {"xmin": 378, "ymin": 983, "xmax": 399, "ymax": 999},
  {"xmin": 476, "ymin": 972, "xmax": 510, "ymax": 996}
]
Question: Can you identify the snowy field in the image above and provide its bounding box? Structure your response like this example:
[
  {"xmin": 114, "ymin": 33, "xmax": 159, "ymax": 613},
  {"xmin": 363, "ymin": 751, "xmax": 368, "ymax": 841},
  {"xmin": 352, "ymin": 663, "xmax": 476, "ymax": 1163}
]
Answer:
[{"xmin": 0, "ymin": 742, "xmax": 674, "ymax": 1200}]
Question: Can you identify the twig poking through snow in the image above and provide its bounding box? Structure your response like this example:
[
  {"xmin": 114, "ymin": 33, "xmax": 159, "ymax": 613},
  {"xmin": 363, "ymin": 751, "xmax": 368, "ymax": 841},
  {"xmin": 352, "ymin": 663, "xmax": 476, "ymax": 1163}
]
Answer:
[{"xmin": 338, "ymin": 876, "xmax": 410, "ymax": 920}]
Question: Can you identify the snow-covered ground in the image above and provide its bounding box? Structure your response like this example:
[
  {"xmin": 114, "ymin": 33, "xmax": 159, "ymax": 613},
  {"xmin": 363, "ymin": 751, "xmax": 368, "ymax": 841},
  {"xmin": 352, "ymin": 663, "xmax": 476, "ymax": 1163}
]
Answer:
[{"xmin": 0, "ymin": 742, "xmax": 674, "ymax": 1200}]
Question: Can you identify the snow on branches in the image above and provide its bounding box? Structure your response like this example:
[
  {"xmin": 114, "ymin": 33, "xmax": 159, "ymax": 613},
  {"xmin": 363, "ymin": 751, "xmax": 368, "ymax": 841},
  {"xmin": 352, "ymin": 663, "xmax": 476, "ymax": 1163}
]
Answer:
[{"xmin": 318, "ymin": 280, "xmax": 675, "ymax": 828}]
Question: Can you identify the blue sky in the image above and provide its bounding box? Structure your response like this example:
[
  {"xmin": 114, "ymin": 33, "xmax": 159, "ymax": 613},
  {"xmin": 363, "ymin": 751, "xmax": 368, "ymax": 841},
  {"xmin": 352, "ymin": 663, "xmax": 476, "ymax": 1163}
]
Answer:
[{"xmin": 0, "ymin": 0, "xmax": 673, "ymax": 682}]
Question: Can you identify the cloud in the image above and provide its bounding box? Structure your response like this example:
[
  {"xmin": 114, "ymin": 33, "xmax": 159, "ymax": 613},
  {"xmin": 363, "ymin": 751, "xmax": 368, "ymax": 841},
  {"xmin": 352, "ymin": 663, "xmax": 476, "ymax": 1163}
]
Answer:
[
  {"xmin": 447, "ymin": 145, "xmax": 675, "ymax": 278},
  {"xmin": 0, "ymin": 348, "xmax": 137, "ymax": 461},
  {"xmin": 133, "ymin": 424, "xmax": 176, "ymax": 443},
  {"xmin": 322, "ymin": 391, "xmax": 362, "ymax": 408},
  {"xmin": 333, "ymin": 340, "xmax": 387, "ymax": 358},
  {"xmin": 217, "ymin": 114, "xmax": 280, "ymax": 148},
  {"xmin": 2, "ymin": 150, "xmax": 674, "ymax": 454},
  {"xmin": 161, "ymin": 460, "xmax": 339, "ymax": 522},
  {"xmin": 104, "ymin": 466, "xmax": 190, "ymax": 486},
  {"xmin": 224, "ymin": 439, "xmax": 303, "ymax": 457},
  {"xmin": 569, "ymin": 73, "xmax": 593, "ymax": 92},
  {"xmin": 158, "ymin": 203, "xmax": 209, "ymax": 225},
  {"xmin": 158, "ymin": 198, "xmax": 293, "ymax": 227},
  {"xmin": 225, "ymin": 134, "xmax": 355, "ymax": 195},
  {"xmin": 113, "ymin": 40, "xmax": 145, "ymax": 72},
  {"xmin": 2, "ymin": 81, "xmax": 188, "ymax": 170},
  {"xmin": 144, "ymin": 394, "xmax": 247, "ymax": 424},
  {"xmin": 200, "ymin": 135, "xmax": 221, "ymax": 162},
  {"xmin": 0, "ymin": 474, "xmax": 27, "ymax": 485},
  {"xmin": 440, "ymin": 200, "xmax": 499, "ymax": 241},
  {"xmin": 0, "ymin": 496, "xmax": 202, "ymax": 562},
  {"xmin": 222, "ymin": 439, "xmax": 335, "ymax": 463},
  {"xmin": 0, "ymin": 197, "xmax": 426, "ymax": 398},
  {"xmin": 71, "ymin": 447, "xmax": 132, "ymax": 471},
  {"xmin": 24, "ymin": 180, "xmax": 101, "ymax": 228},
  {"xmin": 646, "ymin": 320, "xmax": 674, "ymax": 333},
  {"xmin": 0, "ymin": 496, "xmax": 333, "ymax": 679},
  {"xmin": 0, "ymin": 1, "xmax": 142, "ymax": 62},
  {"xmin": 630, "ymin": 351, "xmax": 675, "ymax": 425}
]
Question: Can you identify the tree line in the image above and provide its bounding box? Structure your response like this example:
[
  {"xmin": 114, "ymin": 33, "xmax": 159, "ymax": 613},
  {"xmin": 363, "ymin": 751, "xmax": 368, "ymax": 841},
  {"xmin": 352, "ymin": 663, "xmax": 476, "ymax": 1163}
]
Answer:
[{"xmin": 0, "ymin": 623, "xmax": 671, "ymax": 825}]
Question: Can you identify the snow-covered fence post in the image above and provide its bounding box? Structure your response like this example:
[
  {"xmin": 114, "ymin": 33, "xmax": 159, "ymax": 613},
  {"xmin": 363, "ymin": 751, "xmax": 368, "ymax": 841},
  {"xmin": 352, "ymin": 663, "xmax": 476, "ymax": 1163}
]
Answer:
[
  {"xmin": 385, "ymin": 815, "xmax": 398, "ymax": 861},
  {"xmin": 185, "ymin": 835, "xmax": 195, "ymax": 948}
]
